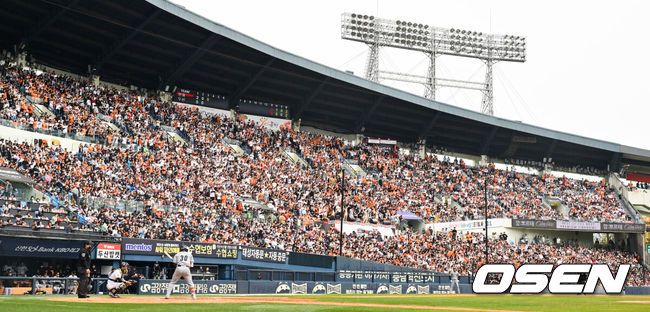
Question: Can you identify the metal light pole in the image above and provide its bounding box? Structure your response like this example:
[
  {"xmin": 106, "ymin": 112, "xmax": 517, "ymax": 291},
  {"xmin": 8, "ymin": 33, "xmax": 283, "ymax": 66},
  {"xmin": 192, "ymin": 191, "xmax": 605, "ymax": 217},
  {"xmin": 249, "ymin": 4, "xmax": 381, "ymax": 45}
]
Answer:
[
  {"xmin": 340, "ymin": 168, "xmax": 345, "ymax": 256},
  {"xmin": 341, "ymin": 12, "xmax": 527, "ymax": 115},
  {"xmin": 484, "ymin": 168, "xmax": 489, "ymax": 264}
]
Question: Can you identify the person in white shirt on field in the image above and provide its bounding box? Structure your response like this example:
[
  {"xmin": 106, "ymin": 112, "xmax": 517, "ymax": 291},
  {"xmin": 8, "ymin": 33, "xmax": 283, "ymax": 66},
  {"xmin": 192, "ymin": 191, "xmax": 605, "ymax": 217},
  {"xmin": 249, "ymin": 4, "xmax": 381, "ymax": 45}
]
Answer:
[{"xmin": 165, "ymin": 245, "xmax": 196, "ymax": 300}]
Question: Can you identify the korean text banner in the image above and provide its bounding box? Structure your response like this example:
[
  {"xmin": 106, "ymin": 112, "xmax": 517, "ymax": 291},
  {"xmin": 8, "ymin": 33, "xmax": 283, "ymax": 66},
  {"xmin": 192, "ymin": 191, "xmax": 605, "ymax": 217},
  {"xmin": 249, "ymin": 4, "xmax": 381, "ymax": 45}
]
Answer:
[
  {"xmin": 122, "ymin": 238, "xmax": 238, "ymax": 259},
  {"xmin": 0, "ymin": 237, "xmax": 81, "ymax": 258},
  {"xmin": 241, "ymin": 246, "xmax": 288, "ymax": 263}
]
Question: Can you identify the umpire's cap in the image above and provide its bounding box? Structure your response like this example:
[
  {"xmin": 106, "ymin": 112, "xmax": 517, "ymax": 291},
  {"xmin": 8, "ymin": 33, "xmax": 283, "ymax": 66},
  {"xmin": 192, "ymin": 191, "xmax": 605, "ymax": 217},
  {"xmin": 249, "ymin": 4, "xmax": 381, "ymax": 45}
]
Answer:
[
  {"xmin": 180, "ymin": 245, "xmax": 189, "ymax": 252},
  {"xmin": 84, "ymin": 240, "xmax": 92, "ymax": 246}
]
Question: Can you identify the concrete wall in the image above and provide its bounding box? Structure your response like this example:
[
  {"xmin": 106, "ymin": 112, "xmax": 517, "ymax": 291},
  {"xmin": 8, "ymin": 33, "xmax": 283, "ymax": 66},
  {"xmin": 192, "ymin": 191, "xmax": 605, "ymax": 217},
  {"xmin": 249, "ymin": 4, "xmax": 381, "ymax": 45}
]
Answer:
[
  {"xmin": 38, "ymin": 64, "xmax": 129, "ymax": 91},
  {"xmin": 0, "ymin": 124, "xmax": 91, "ymax": 153},
  {"xmin": 610, "ymin": 173, "xmax": 644, "ymax": 206},
  {"xmin": 502, "ymin": 228, "xmax": 595, "ymax": 246},
  {"xmin": 300, "ymin": 125, "xmax": 360, "ymax": 143},
  {"xmin": 627, "ymin": 191, "xmax": 650, "ymax": 209},
  {"xmin": 174, "ymin": 102, "xmax": 231, "ymax": 117},
  {"xmin": 424, "ymin": 219, "xmax": 510, "ymax": 239}
]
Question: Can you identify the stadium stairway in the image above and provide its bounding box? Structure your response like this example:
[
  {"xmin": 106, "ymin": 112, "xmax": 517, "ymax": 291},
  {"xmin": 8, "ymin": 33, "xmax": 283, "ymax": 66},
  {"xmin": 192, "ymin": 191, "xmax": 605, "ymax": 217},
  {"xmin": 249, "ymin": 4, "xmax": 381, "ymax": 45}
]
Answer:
[
  {"xmin": 608, "ymin": 173, "xmax": 643, "ymax": 222},
  {"xmin": 222, "ymin": 138, "xmax": 246, "ymax": 155},
  {"xmin": 615, "ymin": 195, "xmax": 641, "ymax": 223},
  {"xmin": 164, "ymin": 130, "xmax": 186, "ymax": 145},
  {"xmin": 32, "ymin": 103, "xmax": 55, "ymax": 118},
  {"xmin": 23, "ymin": 96, "xmax": 53, "ymax": 118},
  {"xmin": 96, "ymin": 114, "xmax": 129, "ymax": 135},
  {"xmin": 238, "ymin": 195, "xmax": 274, "ymax": 212},
  {"xmin": 342, "ymin": 159, "xmax": 367, "ymax": 177},
  {"xmin": 175, "ymin": 128, "xmax": 195, "ymax": 146},
  {"xmin": 282, "ymin": 148, "xmax": 309, "ymax": 168},
  {"xmin": 543, "ymin": 196, "xmax": 568, "ymax": 219},
  {"xmin": 161, "ymin": 125, "xmax": 188, "ymax": 145}
]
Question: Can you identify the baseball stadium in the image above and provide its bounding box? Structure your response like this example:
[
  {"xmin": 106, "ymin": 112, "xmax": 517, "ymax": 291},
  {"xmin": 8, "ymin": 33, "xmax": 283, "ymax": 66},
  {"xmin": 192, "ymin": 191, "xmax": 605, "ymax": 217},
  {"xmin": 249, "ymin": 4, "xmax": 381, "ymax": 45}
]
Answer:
[{"xmin": 0, "ymin": 0, "xmax": 649, "ymax": 311}]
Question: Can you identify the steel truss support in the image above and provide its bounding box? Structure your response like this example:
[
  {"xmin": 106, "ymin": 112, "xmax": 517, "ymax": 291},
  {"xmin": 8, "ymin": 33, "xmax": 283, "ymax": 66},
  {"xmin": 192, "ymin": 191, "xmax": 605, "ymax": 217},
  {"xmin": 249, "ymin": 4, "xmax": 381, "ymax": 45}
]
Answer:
[
  {"xmin": 481, "ymin": 59, "xmax": 495, "ymax": 115},
  {"xmin": 95, "ymin": 11, "xmax": 161, "ymax": 73},
  {"xmin": 365, "ymin": 43, "xmax": 380, "ymax": 82},
  {"xmin": 424, "ymin": 51, "xmax": 436, "ymax": 100},
  {"xmin": 20, "ymin": 0, "xmax": 81, "ymax": 49},
  {"xmin": 159, "ymin": 34, "xmax": 220, "ymax": 90},
  {"xmin": 344, "ymin": 13, "xmax": 526, "ymax": 117},
  {"xmin": 378, "ymin": 70, "xmax": 487, "ymax": 92}
]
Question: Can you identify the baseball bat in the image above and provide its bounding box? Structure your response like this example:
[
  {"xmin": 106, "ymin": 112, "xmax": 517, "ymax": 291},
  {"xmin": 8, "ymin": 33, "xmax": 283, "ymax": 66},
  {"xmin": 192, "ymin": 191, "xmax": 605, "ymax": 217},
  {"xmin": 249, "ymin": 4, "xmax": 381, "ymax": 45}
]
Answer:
[{"xmin": 162, "ymin": 251, "xmax": 173, "ymax": 261}]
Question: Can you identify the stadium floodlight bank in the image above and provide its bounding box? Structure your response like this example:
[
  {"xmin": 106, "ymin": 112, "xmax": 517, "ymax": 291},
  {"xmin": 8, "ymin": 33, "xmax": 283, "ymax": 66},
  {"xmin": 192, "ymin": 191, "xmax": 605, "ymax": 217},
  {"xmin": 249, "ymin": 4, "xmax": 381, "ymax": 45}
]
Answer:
[
  {"xmin": 341, "ymin": 12, "xmax": 527, "ymax": 115},
  {"xmin": 341, "ymin": 13, "xmax": 526, "ymax": 61}
]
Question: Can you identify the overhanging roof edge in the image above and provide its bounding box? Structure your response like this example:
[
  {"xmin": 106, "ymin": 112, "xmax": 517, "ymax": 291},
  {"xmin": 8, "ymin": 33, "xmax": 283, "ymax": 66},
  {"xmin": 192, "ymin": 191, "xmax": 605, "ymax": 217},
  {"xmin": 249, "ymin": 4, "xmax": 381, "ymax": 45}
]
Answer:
[
  {"xmin": 621, "ymin": 146, "xmax": 650, "ymax": 159},
  {"xmin": 148, "ymin": 0, "xmax": 642, "ymax": 157}
]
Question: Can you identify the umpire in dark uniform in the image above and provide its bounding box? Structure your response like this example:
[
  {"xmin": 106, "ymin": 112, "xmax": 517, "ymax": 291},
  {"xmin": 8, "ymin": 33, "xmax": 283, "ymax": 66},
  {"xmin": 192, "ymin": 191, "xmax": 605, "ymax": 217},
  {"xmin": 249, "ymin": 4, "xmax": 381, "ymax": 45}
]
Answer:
[{"xmin": 77, "ymin": 241, "xmax": 92, "ymax": 298}]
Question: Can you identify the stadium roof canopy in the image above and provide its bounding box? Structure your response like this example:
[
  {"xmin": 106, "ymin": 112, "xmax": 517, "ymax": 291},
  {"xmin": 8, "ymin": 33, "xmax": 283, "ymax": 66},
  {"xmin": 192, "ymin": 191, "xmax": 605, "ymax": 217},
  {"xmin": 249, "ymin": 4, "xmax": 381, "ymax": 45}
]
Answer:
[{"xmin": 1, "ymin": 0, "xmax": 649, "ymax": 172}]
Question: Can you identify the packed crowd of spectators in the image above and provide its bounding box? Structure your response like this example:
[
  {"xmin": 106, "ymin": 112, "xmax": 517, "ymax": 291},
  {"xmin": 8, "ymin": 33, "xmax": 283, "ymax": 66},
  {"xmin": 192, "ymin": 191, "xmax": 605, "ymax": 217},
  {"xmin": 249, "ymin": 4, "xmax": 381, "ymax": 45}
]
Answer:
[
  {"xmin": 338, "ymin": 229, "xmax": 649, "ymax": 286},
  {"xmin": 0, "ymin": 198, "xmax": 75, "ymax": 230},
  {"xmin": 0, "ymin": 59, "xmax": 631, "ymax": 223},
  {"xmin": 529, "ymin": 175, "xmax": 628, "ymax": 221},
  {"xmin": 0, "ymin": 58, "xmax": 646, "ymax": 286}
]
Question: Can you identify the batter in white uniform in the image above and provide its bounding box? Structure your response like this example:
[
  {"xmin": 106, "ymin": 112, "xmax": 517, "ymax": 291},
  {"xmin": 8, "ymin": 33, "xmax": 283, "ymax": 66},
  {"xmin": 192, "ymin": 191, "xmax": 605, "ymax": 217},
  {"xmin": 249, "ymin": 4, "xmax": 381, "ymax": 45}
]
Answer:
[{"xmin": 165, "ymin": 245, "xmax": 196, "ymax": 299}]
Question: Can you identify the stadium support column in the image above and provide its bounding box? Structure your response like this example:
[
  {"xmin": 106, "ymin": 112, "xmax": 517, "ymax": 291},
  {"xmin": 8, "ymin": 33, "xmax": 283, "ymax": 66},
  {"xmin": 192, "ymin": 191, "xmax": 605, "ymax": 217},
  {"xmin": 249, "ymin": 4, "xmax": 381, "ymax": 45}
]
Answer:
[
  {"xmin": 418, "ymin": 139, "xmax": 426, "ymax": 158},
  {"xmin": 641, "ymin": 260, "xmax": 648, "ymax": 285},
  {"xmin": 481, "ymin": 59, "xmax": 494, "ymax": 116},
  {"xmin": 91, "ymin": 75, "xmax": 100, "ymax": 87},
  {"xmin": 16, "ymin": 52, "xmax": 27, "ymax": 67},
  {"xmin": 158, "ymin": 90, "xmax": 171, "ymax": 103},
  {"xmin": 340, "ymin": 168, "xmax": 345, "ymax": 256},
  {"xmin": 292, "ymin": 119, "xmax": 301, "ymax": 132},
  {"xmin": 479, "ymin": 155, "xmax": 488, "ymax": 167}
]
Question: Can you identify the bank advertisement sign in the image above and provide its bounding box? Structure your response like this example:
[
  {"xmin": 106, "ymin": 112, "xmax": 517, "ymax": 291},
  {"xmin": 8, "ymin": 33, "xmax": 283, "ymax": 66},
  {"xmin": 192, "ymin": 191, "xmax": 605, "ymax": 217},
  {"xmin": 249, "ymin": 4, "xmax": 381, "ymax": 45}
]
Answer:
[{"xmin": 0, "ymin": 237, "xmax": 81, "ymax": 258}]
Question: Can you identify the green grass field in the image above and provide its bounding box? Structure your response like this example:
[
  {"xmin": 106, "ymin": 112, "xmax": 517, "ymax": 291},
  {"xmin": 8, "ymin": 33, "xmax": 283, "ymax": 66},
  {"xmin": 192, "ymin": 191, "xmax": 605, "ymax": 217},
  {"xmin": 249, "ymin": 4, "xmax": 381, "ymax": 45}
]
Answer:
[{"xmin": 0, "ymin": 294, "xmax": 648, "ymax": 311}]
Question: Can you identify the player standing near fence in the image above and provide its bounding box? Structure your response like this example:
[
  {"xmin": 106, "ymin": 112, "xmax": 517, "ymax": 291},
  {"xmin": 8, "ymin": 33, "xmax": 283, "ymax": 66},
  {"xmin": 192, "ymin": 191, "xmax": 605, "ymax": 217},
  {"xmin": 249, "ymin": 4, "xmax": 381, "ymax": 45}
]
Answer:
[{"xmin": 164, "ymin": 245, "xmax": 196, "ymax": 299}]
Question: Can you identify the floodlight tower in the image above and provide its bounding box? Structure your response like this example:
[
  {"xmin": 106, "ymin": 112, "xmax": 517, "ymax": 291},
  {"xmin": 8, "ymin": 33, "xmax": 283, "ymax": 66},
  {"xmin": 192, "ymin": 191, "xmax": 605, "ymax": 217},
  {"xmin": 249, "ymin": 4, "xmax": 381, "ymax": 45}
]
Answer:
[{"xmin": 341, "ymin": 13, "xmax": 527, "ymax": 115}]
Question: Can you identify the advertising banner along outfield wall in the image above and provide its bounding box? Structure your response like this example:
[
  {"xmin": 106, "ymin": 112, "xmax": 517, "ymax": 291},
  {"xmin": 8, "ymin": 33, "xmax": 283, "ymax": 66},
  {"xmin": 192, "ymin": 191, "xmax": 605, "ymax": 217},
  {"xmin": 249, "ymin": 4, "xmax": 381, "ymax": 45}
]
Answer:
[
  {"xmin": 122, "ymin": 238, "xmax": 238, "ymax": 259},
  {"xmin": 138, "ymin": 279, "xmax": 469, "ymax": 295},
  {"xmin": 122, "ymin": 238, "xmax": 292, "ymax": 264},
  {"xmin": 511, "ymin": 219, "xmax": 645, "ymax": 232},
  {"xmin": 427, "ymin": 218, "xmax": 507, "ymax": 232},
  {"xmin": 253, "ymin": 281, "xmax": 467, "ymax": 294},
  {"xmin": 336, "ymin": 270, "xmax": 438, "ymax": 283},
  {"xmin": 138, "ymin": 279, "xmax": 238, "ymax": 295},
  {"xmin": 0, "ymin": 237, "xmax": 81, "ymax": 258},
  {"xmin": 241, "ymin": 246, "xmax": 289, "ymax": 263}
]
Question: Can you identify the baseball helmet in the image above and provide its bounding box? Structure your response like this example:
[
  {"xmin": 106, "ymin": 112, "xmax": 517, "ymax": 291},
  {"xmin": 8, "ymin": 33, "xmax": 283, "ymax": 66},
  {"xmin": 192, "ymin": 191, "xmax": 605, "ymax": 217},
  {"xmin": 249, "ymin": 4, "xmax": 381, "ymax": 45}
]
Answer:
[
  {"xmin": 180, "ymin": 245, "xmax": 189, "ymax": 252},
  {"xmin": 120, "ymin": 261, "xmax": 129, "ymax": 273}
]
